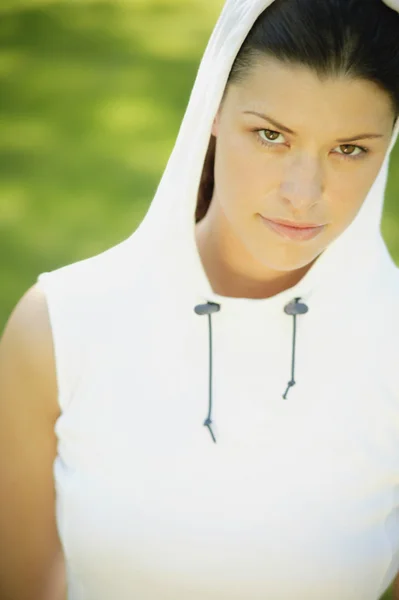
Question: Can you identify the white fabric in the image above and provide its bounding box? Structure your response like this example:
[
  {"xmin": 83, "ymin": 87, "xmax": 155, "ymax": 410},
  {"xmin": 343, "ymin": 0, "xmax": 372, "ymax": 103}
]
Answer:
[
  {"xmin": 37, "ymin": 1, "xmax": 399, "ymax": 598},
  {"xmin": 382, "ymin": 0, "xmax": 399, "ymax": 12}
]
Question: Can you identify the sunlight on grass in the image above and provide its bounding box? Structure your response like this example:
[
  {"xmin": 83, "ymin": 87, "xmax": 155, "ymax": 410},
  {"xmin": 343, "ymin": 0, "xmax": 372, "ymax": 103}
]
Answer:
[
  {"xmin": 0, "ymin": 49, "xmax": 25, "ymax": 75},
  {"xmin": 0, "ymin": 117, "xmax": 57, "ymax": 151},
  {"xmin": 0, "ymin": 185, "xmax": 28, "ymax": 224}
]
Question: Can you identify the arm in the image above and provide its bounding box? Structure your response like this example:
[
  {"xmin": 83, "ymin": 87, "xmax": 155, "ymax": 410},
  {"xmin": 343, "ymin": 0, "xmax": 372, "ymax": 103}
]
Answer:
[{"xmin": 0, "ymin": 284, "xmax": 66, "ymax": 600}]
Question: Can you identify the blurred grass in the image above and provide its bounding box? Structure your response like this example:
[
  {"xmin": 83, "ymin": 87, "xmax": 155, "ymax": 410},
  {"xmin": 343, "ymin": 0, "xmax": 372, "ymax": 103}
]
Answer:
[
  {"xmin": 0, "ymin": 0, "xmax": 224, "ymax": 324},
  {"xmin": 0, "ymin": 3, "xmax": 398, "ymax": 596}
]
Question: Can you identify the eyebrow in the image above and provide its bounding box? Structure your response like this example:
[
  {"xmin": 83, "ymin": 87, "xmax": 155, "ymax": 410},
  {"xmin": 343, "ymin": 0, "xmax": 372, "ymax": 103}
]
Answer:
[{"xmin": 242, "ymin": 110, "xmax": 385, "ymax": 142}]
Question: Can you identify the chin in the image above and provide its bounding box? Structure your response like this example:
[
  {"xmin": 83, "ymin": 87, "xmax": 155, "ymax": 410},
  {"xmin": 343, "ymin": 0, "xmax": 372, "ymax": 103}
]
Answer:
[{"xmin": 256, "ymin": 250, "xmax": 321, "ymax": 274}]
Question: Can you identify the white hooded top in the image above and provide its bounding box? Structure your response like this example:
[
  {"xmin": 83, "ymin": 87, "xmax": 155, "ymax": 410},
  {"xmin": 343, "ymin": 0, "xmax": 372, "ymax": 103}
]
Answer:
[{"xmin": 36, "ymin": 1, "xmax": 399, "ymax": 598}]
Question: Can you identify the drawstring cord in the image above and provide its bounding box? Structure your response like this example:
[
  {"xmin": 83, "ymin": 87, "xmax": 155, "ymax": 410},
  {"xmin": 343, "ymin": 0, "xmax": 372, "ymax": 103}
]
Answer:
[
  {"xmin": 282, "ymin": 297, "xmax": 309, "ymax": 399},
  {"xmin": 194, "ymin": 302, "xmax": 221, "ymax": 443},
  {"xmin": 194, "ymin": 297, "xmax": 309, "ymax": 442}
]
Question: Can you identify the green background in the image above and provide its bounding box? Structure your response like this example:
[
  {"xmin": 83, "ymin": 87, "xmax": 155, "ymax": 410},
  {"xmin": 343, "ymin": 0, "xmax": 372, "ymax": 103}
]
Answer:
[{"xmin": 0, "ymin": 2, "xmax": 398, "ymax": 597}]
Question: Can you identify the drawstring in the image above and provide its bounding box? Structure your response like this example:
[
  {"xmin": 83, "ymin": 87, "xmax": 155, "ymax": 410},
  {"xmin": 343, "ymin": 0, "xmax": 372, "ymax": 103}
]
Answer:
[
  {"xmin": 194, "ymin": 297, "xmax": 309, "ymax": 442},
  {"xmin": 194, "ymin": 302, "xmax": 221, "ymax": 443},
  {"xmin": 282, "ymin": 298, "xmax": 309, "ymax": 399}
]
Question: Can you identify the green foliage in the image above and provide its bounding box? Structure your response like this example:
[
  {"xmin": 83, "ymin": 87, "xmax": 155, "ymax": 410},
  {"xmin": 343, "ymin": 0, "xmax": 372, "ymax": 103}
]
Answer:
[{"xmin": 0, "ymin": 0, "xmax": 223, "ymax": 324}]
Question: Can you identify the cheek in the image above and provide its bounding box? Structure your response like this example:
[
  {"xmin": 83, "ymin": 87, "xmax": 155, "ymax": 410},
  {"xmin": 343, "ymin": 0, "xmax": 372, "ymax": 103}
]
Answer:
[
  {"xmin": 326, "ymin": 164, "xmax": 382, "ymax": 229},
  {"xmin": 215, "ymin": 131, "xmax": 280, "ymax": 212}
]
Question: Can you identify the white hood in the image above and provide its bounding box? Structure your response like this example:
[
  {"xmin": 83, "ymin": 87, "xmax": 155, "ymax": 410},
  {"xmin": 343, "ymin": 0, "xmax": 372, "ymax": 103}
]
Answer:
[
  {"xmin": 112, "ymin": 0, "xmax": 399, "ymax": 429},
  {"xmin": 109, "ymin": 0, "xmax": 399, "ymax": 445},
  {"xmin": 128, "ymin": 0, "xmax": 399, "ymax": 310}
]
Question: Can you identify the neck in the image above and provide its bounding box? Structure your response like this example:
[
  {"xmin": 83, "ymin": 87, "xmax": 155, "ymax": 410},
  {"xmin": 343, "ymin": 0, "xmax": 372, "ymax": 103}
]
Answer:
[{"xmin": 195, "ymin": 204, "xmax": 315, "ymax": 300}]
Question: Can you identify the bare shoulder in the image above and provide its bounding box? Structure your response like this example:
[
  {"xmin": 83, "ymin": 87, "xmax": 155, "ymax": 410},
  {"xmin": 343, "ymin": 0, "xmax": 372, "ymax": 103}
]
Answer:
[
  {"xmin": 0, "ymin": 283, "xmax": 64, "ymax": 600},
  {"xmin": 0, "ymin": 282, "xmax": 58, "ymax": 417}
]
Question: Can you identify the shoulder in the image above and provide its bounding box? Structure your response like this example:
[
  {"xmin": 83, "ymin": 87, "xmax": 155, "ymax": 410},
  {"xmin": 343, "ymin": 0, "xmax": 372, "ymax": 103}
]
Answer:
[
  {"xmin": 30, "ymin": 235, "xmax": 142, "ymax": 411},
  {"xmin": 0, "ymin": 283, "xmax": 58, "ymax": 419},
  {"xmin": 36, "ymin": 235, "xmax": 141, "ymax": 311},
  {"xmin": 0, "ymin": 284, "xmax": 67, "ymax": 599}
]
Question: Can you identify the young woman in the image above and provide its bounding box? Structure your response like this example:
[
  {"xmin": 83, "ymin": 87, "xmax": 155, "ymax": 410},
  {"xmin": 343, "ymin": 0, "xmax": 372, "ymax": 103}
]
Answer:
[{"xmin": 1, "ymin": 0, "xmax": 399, "ymax": 598}]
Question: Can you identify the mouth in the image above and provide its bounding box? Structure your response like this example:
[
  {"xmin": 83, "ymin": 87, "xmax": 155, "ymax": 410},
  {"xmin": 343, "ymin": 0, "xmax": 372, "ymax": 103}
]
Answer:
[{"xmin": 259, "ymin": 215, "xmax": 327, "ymax": 241}]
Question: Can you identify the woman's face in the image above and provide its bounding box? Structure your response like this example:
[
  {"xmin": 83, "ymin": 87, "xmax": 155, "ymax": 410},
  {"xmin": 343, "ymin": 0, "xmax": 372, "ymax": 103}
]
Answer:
[{"xmin": 209, "ymin": 56, "xmax": 395, "ymax": 274}]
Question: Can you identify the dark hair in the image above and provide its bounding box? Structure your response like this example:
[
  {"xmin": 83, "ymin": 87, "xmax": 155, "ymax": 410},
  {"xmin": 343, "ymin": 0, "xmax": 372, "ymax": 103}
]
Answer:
[{"xmin": 195, "ymin": 0, "xmax": 399, "ymax": 222}]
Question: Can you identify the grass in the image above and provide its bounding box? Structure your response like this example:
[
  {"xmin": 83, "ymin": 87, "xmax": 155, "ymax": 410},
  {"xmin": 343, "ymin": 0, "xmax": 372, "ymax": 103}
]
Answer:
[
  {"xmin": 0, "ymin": 0, "xmax": 224, "ymax": 323},
  {"xmin": 0, "ymin": 2, "xmax": 398, "ymax": 597}
]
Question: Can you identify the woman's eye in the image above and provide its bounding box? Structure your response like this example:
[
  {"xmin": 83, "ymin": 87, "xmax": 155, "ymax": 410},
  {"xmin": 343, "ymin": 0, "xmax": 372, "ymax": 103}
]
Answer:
[
  {"xmin": 258, "ymin": 129, "xmax": 285, "ymax": 144},
  {"xmin": 255, "ymin": 130, "xmax": 369, "ymax": 159},
  {"xmin": 334, "ymin": 144, "xmax": 366, "ymax": 158}
]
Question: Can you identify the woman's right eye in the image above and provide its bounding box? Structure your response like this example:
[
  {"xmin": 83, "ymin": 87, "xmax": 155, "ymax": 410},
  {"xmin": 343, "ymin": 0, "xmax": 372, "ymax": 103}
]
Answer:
[{"xmin": 257, "ymin": 129, "xmax": 286, "ymax": 146}]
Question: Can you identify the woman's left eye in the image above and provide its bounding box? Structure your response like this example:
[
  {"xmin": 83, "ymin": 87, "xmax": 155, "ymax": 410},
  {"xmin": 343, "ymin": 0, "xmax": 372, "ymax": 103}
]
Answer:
[{"xmin": 334, "ymin": 144, "xmax": 368, "ymax": 158}]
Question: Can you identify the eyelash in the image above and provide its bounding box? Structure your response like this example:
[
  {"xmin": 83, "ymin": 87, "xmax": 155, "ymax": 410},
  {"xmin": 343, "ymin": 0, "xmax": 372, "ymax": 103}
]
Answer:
[{"xmin": 253, "ymin": 129, "xmax": 369, "ymax": 161}]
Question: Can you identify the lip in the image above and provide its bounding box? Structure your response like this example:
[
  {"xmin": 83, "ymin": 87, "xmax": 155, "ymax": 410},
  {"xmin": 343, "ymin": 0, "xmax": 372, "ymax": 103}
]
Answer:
[
  {"xmin": 268, "ymin": 217, "xmax": 325, "ymax": 229},
  {"xmin": 259, "ymin": 215, "xmax": 326, "ymax": 241}
]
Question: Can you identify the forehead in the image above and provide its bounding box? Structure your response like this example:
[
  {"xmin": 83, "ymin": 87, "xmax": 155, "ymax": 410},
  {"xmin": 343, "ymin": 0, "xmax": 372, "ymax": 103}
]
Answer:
[{"xmin": 226, "ymin": 56, "xmax": 394, "ymax": 132}]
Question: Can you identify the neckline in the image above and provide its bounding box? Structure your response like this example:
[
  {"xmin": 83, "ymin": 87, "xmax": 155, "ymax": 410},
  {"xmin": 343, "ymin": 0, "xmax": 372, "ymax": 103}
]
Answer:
[{"xmin": 186, "ymin": 219, "xmax": 330, "ymax": 312}]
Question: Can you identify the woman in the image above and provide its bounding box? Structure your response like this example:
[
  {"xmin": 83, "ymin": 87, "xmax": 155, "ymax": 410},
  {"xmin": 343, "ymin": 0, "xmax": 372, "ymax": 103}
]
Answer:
[{"xmin": 1, "ymin": 0, "xmax": 399, "ymax": 598}]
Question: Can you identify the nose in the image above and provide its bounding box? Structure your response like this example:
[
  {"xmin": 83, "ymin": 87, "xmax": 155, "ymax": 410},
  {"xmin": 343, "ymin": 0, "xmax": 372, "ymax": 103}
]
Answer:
[{"xmin": 280, "ymin": 153, "xmax": 323, "ymax": 210}]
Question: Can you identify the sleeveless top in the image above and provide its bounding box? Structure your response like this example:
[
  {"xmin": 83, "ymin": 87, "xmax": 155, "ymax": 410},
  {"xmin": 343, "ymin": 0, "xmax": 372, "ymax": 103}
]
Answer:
[{"xmin": 36, "ymin": 1, "xmax": 399, "ymax": 598}]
